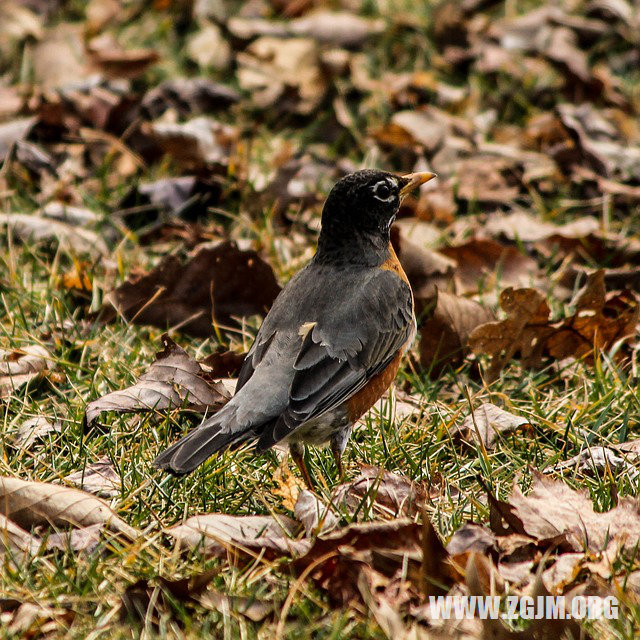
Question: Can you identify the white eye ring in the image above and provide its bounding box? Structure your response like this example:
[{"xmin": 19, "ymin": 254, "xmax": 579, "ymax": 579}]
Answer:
[{"xmin": 372, "ymin": 179, "xmax": 396, "ymax": 202}]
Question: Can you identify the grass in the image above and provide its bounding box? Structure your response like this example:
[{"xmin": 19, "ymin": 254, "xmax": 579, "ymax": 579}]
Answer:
[{"xmin": 1, "ymin": 228, "xmax": 640, "ymax": 638}]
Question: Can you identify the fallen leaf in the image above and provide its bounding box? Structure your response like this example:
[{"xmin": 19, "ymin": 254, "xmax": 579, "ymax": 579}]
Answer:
[
  {"xmin": 165, "ymin": 513, "xmax": 304, "ymax": 558},
  {"xmin": 498, "ymin": 471, "xmax": 640, "ymax": 553},
  {"xmin": 553, "ymin": 446, "xmax": 639, "ymax": 480},
  {"xmin": 63, "ymin": 458, "xmax": 121, "ymax": 498},
  {"xmin": 0, "ymin": 513, "xmax": 42, "ymax": 559},
  {"xmin": 294, "ymin": 490, "xmax": 339, "ymax": 536},
  {"xmin": 237, "ymin": 37, "xmax": 327, "ymax": 115},
  {"xmin": 0, "ymin": 116, "xmax": 36, "ymax": 160},
  {"xmin": 484, "ymin": 209, "xmax": 600, "ymax": 243},
  {"xmin": 8, "ymin": 416, "xmax": 61, "ymax": 449},
  {"xmin": 330, "ymin": 466, "xmax": 427, "ymax": 519},
  {"xmin": 419, "ymin": 289, "xmax": 494, "ymax": 375},
  {"xmin": 469, "ymin": 272, "xmax": 638, "ymax": 379},
  {"xmin": 0, "ymin": 476, "xmax": 137, "ymax": 539},
  {"xmin": 0, "ymin": 213, "xmax": 108, "ymax": 255},
  {"xmin": 84, "ymin": 335, "xmax": 231, "ymax": 429},
  {"xmin": 6, "ymin": 602, "xmax": 74, "ymax": 638},
  {"xmin": 199, "ymin": 350, "xmax": 247, "ymax": 378},
  {"xmin": 186, "ymin": 23, "xmax": 232, "ymax": 71},
  {"xmin": 46, "ymin": 523, "xmax": 104, "ymax": 553},
  {"xmin": 289, "ymin": 11, "xmax": 385, "ymax": 47},
  {"xmin": 446, "ymin": 523, "xmax": 497, "ymax": 556},
  {"xmin": 0, "ymin": 345, "xmax": 54, "ymax": 399},
  {"xmin": 99, "ymin": 240, "xmax": 281, "ymax": 336},
  {"xmin": 451, "ymin": 403, "xmax": 533, "ymax": 449},
  {"xmin": 87, "ymin": 35, "xmax": 159, "ymax": 79},
  {"xmin": 140, "ymin": 78, "xmax": 240, "ymax": 120},
  {"xmin": 439, "ymin": 239, "xmax": 540, "ymax": 294},
  {"xmin": 120, "ymin": 569, "xmax": 218, "ymax": 625},
  {"xmin": 144, "ymin": 116, "xmax": 238, "ymax": 171},
  {"xmin": 119, "ymin": 176, "xmax": 223, "ymax": 220}
]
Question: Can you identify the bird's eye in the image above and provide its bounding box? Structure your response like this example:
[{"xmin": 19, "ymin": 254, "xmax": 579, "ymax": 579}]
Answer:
[{"xmin": 373, "ymin": 182, "xmax": 392, "ymax": 200}]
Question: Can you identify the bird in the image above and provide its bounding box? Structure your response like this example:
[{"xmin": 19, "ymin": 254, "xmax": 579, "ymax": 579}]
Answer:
[{"xmin": 154, "ymin": 169, "xmax": 436, "ymax": 487}]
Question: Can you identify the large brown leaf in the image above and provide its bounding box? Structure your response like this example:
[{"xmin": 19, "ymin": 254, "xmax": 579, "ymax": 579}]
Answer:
[
  {"xmin": 0, "ymin": 476, "xmax": 138, "ymax": 539},
  {"xmin": 419, "ymin": 289, "xmax": 494, "ymax": 375},
  {"xmin": 165, "ymin": 513, "xmax": 305, "ymax": 558},
  {"xmin": 84, "ymin": 335, "xmax": 231, "ymax": 429},
  {"xmin": 99, "ymin": 241, "xmax": 281, "ymax": 336},
  {"xmin": 504, "ymin": 471, "xmax": 640, "ymax": 553}
]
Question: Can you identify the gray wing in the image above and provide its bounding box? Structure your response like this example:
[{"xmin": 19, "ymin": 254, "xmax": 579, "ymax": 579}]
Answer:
[{"xmin": 255, "ymin": 268, "xmax": 414, "ymax": 450}]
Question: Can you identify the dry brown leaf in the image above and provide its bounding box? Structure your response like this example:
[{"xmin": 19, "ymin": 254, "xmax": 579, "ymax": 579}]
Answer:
[
  {"xmin": 84, "ymin": 335, "xmax": 230, "ymax": 429},
  {"xmin": 46, "ymin": 523, "xmax": 104, "ymax": 553},
  {"xmin": 553, "ymin": 445, "xmax": 639, "ymax": 480},
  {"xmin": 87, "ymin": 35, "xmax": 159, "ymax": 79},
  {"xmin": 0, "ymin": 345, "xmax": 54, "ymax": 399},
  {"xmin": 165, "ymin": 513, "xmax": 305, "ymax": 558},
  {"xmin": 446, "ymin": 523, "xmax": 497, "ymax": 556},
  {"xmin": 99, "ymin": 240, "xmax": 281, "ymax": 336},
  {"xmin": 8, "ymin": 416, "xmax": 61, "ymax": 449},
  {"xmin": 63, "ymin": 458, "xmax": 121, "ymax": 498},
  {"xmin": 141, "ymin": 78, "xmax": 240, "ymax": 120},
  {"xmin": 0, "ymin": 116, "xmax": 36, "ymax": 160},
  {"xmin": 0, "ymin": 513, "xmax": 42, "ymax": 559},
  {"xmin": 289, "ymin": 11, "xmax": 384, "ymax": 47},
  {"xmin": 199, "ymin": 349, "xmax": 247, "ymax": 378},
  {"xmin": 484, "ymin": 209, "xmax": 600, "ymax": 243},
  {"xmin": 144, "ymin": 116, "xmax": 238, "ymax": 171},
  {"xmin": 419, "ymin": 289, "xmax": 494, "ymax": 376},
  {"xmin": 0, "ymin": 476, "xmax": 137, "ymax": 539},
  {"xmin": 294, "ymin": 490, "xmax": 339, "ymax": 536},
  {"xmin": 468, "ymin": 287, "xmax": 552, "ymax": 380},
  {"xmin": 237, "ymin": 37, "xmax": 327, "ymax": 115},
  {"xmin": 6, "ymin": 602, "xmax": 74, "ymax": 638},
  {"xmin": 451, "ymin": 403, "xmax": 533, "ymax": 449},
  {"xmin": 469, "ymin": 272, "xmax": 638, "ymax": 379},
  {"xmin": 0, "ymin": 213, "xmax": 108, "ymax": 256},
  {"xmin": 330, "ymin": 465, "xmax": 426, "ymax": 519},
  {"xmin": 501, "ymin": 471, "xmax": 640, "ymax": 553},
  {"xmin": 439, "ymin": 239, "xmax": 540, "ymax": 295}
]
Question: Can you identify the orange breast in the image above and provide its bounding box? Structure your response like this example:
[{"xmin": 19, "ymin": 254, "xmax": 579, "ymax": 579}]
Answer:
[
  {"xmin": 345, "ymin": 350, "xmax": 403, "ymax": 422},
  {"xmin": 380, "ymin": 241, "xmax": 410, "ymax": 284}
]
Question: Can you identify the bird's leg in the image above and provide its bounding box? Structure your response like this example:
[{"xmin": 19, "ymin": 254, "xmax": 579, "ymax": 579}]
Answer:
[
  {"xmin": 290, "ymin": 442, "xmax": 314, "ymax": 490},
  {"xmin": 330, "ymin": 424, "xmax": 353, "ymax": 482}
]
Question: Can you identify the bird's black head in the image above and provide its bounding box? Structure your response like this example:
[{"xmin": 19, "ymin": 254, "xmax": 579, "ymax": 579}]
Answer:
[{"xmin": 317, "ymin": 169, "xmax": 436, "ymax": 263}]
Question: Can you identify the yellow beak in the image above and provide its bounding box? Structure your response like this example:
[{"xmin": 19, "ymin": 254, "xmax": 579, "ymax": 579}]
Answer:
[{"xmin": 399, "ymin": 171, "xmax": 437, "ymax": 199}]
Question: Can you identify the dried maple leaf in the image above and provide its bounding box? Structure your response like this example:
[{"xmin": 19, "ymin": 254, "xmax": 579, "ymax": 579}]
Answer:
[{"xmin": 469, "ymin": 271, "xmax": 638, "ymax": 379}]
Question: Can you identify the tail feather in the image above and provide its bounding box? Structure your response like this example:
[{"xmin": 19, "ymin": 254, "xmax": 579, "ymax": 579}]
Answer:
[{"xmin": 153, "ymin": 414, "xmax": 253, "ymax": 475}]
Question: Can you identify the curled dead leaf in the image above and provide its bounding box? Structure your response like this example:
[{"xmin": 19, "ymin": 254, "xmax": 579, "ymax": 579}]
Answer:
[{"xmin": 84, "ymin": 335, "xmax": 231, "ymax": 430}]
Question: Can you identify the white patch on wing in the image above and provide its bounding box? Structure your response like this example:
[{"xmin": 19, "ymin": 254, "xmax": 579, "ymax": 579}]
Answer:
[{"xmin": 298, "ymin": 321, "xmax": 317, "ymax": 339}]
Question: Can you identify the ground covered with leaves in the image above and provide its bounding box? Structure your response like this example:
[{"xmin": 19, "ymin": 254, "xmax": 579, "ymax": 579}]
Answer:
[{"xmin": 1, "ymin": 0, "xmax": 640, "ymax": 638}]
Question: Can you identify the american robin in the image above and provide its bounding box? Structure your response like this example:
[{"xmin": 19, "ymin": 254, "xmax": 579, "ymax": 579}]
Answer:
[{"xmin": 154, "ymin": 169, "xmax": 436, "ymax": 487}]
